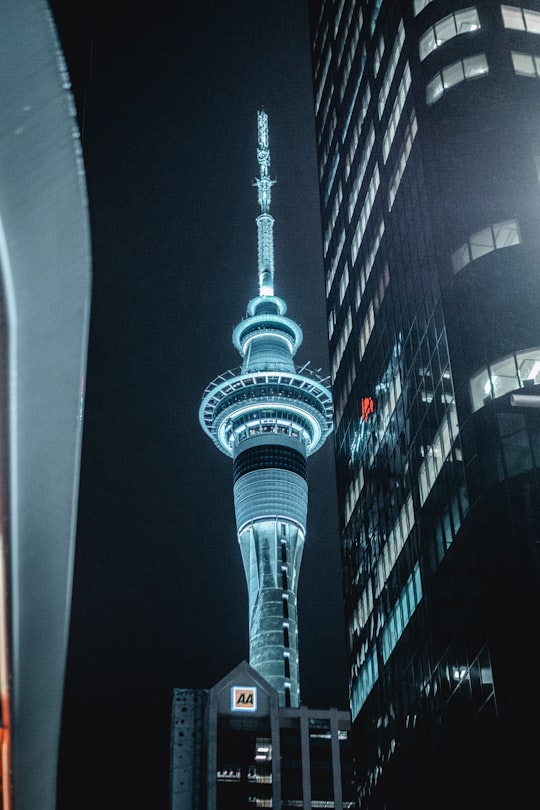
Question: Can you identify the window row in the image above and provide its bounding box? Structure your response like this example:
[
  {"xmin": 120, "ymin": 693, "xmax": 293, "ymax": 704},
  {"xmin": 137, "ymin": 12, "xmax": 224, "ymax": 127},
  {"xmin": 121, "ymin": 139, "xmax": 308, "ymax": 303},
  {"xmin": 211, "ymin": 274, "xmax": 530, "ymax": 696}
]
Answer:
[
  {"xmin": 419, "ymin": 7, "xmax": 480, "ymax": 62},
  {"xmin": 426, "ymin": 52, "xmax": 488, "ymax": 105},
  {"xmin": 502, "ymin": 4, "xmax": 540, "ymax": 34},
  {"xmin": 470, "ymin": 347, "xmax": 540, "ymax": 412},
  {"xmin": 381, "ymin": 564, "xmax": 422, "ymax": 664},
  {"xmin": 451, "ymin": 219, "xmax": 520, "ymax": 273},
  {"xmin": 512, "ymin": 49, "xmax": 540, "ymax": 77}
]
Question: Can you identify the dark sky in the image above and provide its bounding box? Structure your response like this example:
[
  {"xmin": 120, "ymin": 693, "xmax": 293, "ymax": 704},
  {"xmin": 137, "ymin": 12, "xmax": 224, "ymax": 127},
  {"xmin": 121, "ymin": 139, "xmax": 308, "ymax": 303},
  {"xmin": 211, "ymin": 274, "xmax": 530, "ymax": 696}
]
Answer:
[{"xmin": 49, "ymin": 2, "xmax": 348, "ymax": 808}]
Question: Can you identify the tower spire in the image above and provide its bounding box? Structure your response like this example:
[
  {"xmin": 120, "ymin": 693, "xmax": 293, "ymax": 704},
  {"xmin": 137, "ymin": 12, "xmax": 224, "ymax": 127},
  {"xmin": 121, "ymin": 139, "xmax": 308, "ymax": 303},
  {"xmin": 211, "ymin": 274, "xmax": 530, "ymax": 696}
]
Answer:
[{"xmin": 254, "ymin": 109, "xmax": 276, "ymax": 297}]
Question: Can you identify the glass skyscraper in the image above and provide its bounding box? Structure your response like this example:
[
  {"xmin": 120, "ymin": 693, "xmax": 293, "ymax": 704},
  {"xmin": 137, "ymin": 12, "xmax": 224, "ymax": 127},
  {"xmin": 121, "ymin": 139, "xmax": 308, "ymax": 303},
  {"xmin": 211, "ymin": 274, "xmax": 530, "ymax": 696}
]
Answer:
[{"xmin": 308, "ymin": 1, "xmax": 540, "ymax": 806}]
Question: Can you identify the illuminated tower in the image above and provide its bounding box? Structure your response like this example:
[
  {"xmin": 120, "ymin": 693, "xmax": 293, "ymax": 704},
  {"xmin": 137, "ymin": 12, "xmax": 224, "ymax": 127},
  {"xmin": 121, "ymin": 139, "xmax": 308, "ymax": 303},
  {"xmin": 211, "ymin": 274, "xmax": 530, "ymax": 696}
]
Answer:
[{"xmin": 199, "ymin": 111, "xmax": 333, "ymax": 708}]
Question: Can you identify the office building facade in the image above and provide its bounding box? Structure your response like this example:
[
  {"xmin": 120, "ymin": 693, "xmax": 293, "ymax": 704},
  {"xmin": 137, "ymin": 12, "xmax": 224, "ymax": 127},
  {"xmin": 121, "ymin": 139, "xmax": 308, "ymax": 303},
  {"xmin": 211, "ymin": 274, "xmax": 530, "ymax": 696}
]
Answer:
[
  {"xmin": 170, "ymin": 661, "xmax": 357, "ymax": 809},
  {"xmin": 309, "ymin": 1, "xmax": 540, "ymax": 806}
]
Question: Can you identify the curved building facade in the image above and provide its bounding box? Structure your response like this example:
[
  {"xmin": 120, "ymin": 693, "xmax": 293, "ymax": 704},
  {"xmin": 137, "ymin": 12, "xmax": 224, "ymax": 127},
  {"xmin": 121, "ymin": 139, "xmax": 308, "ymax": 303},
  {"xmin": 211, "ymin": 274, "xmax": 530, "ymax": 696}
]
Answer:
[
  {"xmin": 200, "ymin": 111, "xmax": 333, "ymax": 707},
  {"xmin": 0, "ymin": 2, "xmax": 91, "ymax": 808}
]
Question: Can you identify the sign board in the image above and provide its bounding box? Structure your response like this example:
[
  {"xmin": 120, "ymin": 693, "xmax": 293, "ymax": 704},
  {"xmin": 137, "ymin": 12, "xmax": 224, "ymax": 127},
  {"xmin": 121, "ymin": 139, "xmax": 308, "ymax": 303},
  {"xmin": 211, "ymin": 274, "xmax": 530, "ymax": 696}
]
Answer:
[{"xmin": 231, "ymin": 686, "xmax": 257, "ymax": 712}]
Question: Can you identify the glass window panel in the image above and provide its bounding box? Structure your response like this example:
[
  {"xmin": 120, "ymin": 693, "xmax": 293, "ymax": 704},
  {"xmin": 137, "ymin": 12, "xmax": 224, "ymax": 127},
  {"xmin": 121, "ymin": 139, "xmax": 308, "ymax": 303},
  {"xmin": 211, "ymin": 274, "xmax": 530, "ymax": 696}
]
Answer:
[
  {"xmin": 518, "ymin": 351, "xmax": 540, "ymax": 383},
  {"xmin": 426, "ymin": 73, "xmax": 444, "ymax": 104},
  {"xmin": 491, "ymin": 356, "xmax": 519, "ymax": 397},
  {"xmin": 469, "ymin": 226, "xmax": 494, "ymax": 260},
  {"xmin": 455, "ymin": 7, "xmax": 480, "ymax": 33},
  {"xmin": 452, "ymin": 242, "xmax": 471, "ymax": 273},
  {"xmin": 512, "ymin": 51, "xmax": 536, "ymax": 76},
  {"xmin": 463, "ymin": 52, "xmax": 488, "ymax": 77},
  {"xmin": 524, "ymin": 9, "xmax": 540, "ymax": 34},
  {"xmin": 419, "ymin": 27, "xmax": 437, "ymax": 61},
  {"xmin": 442, "ymin": 60, "xmax": 464, "ymax": 89},
  {"xmin": 435, "ymin": 15, "xmax": 457, "ymax": 45},
  {"xmin": 414, "ymin": 0, "xmax": 433, "ymax": 14},
  {"xmin": 493, "ymin": 219, "xmax": 520, "ymax": 248},
  {"xmin": 470, "ymin": 367, "xmax": 491, "ymax": 411},
  {"xmin": 502, "ymin": 6, "xmax": 525, "ymax": 30}
]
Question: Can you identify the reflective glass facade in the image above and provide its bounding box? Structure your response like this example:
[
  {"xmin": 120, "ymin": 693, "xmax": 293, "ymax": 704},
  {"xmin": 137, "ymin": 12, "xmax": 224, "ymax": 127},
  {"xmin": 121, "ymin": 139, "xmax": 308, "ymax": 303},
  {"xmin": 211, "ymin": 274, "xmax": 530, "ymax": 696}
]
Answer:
[{"xmin": 308, "ymin": 1, "xmax": 540, "ymax": 806}]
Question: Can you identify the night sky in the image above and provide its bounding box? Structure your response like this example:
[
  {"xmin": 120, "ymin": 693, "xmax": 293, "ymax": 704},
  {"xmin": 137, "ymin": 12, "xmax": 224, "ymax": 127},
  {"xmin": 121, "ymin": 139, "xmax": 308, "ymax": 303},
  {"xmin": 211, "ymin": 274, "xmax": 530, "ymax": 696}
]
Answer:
[{"xmin": 48, "ymin": 2, "xmax": 348, "ymax": 808}]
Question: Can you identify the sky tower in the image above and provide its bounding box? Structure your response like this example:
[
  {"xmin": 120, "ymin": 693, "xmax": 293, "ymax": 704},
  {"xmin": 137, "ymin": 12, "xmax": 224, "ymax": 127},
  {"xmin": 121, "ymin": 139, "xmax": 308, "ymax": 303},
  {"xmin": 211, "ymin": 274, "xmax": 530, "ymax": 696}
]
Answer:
[{"xmin": 199, "ymin": 111, "xmax": 333, "ymax": 707}]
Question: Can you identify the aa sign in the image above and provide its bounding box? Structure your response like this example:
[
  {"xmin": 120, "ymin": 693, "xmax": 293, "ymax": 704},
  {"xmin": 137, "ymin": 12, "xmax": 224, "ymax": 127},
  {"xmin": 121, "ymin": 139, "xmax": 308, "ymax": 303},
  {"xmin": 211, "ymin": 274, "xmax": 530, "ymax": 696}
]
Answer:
[{"xmin": 231, "ymin": 686, "xmax": 257, "ymax": 711}]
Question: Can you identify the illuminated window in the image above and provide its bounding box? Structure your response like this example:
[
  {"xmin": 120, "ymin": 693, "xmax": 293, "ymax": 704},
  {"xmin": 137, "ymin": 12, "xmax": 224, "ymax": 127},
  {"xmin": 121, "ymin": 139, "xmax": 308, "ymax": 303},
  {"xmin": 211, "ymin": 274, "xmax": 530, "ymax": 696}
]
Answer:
[
  {"xmin": 331, "ymin": 307, "xmax": 352, "ymax": 380},
  {"xmin": 374, "ymin": 35, "xmax": 385, "ymax": 77},
  {"xmin": 512, "ymin": 50, "xmax": 540, "ymax": 77},
  {"xmin": 371, "ymin": 0, "xmax": 383, "ymax": 34},
  {"xmin": 351, "ymin": 164, "xmax": 380, "ymax": 265},
  {"xmin": 414, "ymin": 0, "xmax": 434, "ymax": 15},
  {"xmin": 348, "ymin": 124, "xmax": 375, "ymax": 221},
  {"xmin": 451, "ymin": 219, "xmax": 520, "ymax": 273},
  {"xmin": 502, "ymin": 5, "xmax": 540, "ymax": 34},
  {"xmin": 344, "ymin": 86, "xmax": 371, "ymax": 179},
  {"xmin": 426, "ymin": 53, "xmax": 488, "ymax": 105},
  {"xmin": 328, "ymin": 306, "xmax": 336, "ymax": 340},
  {"xmin": 419, "ymin": 8, "xmax": 480, "ymax": 61},
  {"xmin": 351, "ymin": 646, "xmax": 378, "ymax": 720},
  {"xmin": 388, "ymin": 110, "xmax": 418, "ymax": 210},
  {"xmin": 342, "ymin": 47, "xmax": 367, "ymax": 143},
  {"xmin": 470, "ymin": 348, "xmax": 540, "ymax": 411},
  {"xmin": 339, "ymin": 263, "xmax": 350, "ymax": 305},
  {"xmin": 355, "ymin": 219, "xmax": 385, "ymax": 309},
  {"xmin": 381, "ymin": 564, "xmax": 422, "ymax": 663},
  {"xmin": 378, "ymin": 20, "xmax": 405, "ymax": 118},
  {"xmin": 315, "ymin": 49, "xmax": 331, "ymax": 115},
  {"xmin": 382, "ymin": 62, "xmax": 412, "ymax": 162}
]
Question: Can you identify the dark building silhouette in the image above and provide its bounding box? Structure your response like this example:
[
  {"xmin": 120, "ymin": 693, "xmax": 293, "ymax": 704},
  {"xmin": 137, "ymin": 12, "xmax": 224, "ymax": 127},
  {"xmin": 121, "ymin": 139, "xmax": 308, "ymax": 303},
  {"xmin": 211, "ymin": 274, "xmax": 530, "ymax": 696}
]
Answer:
[
  {"xmin": 308, "ymin": 1, "xmax": 540, "ymax": 807},
  {"xmin": 170, "ymin": 661, "xmax": 357, "ymax": 810}
]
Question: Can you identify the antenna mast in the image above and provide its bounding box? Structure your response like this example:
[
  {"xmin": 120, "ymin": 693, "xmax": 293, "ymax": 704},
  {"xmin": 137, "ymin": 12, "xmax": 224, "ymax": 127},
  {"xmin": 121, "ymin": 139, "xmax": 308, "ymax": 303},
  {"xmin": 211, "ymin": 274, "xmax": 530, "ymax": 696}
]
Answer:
[{"xmin": 254, "ymin": 110, "xmax": 276, "ymax": 297}]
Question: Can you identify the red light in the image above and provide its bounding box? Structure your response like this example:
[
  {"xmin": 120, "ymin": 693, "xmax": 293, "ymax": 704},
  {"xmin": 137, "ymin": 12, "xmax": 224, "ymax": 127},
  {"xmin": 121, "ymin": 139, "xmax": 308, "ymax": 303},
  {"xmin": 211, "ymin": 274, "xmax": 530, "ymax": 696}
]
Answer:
[{"xmin": 361, "ymin": 397, "xmax": 374, "ymax": 421}]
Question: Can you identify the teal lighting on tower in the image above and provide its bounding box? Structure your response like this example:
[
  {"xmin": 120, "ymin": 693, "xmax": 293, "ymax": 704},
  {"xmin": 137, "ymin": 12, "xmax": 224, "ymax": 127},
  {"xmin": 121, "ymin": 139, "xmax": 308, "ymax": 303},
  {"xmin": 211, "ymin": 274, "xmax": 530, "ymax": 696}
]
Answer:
[{"xmin": 199, "ymin": 111, "xmax": 333, "ymax": 708}]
